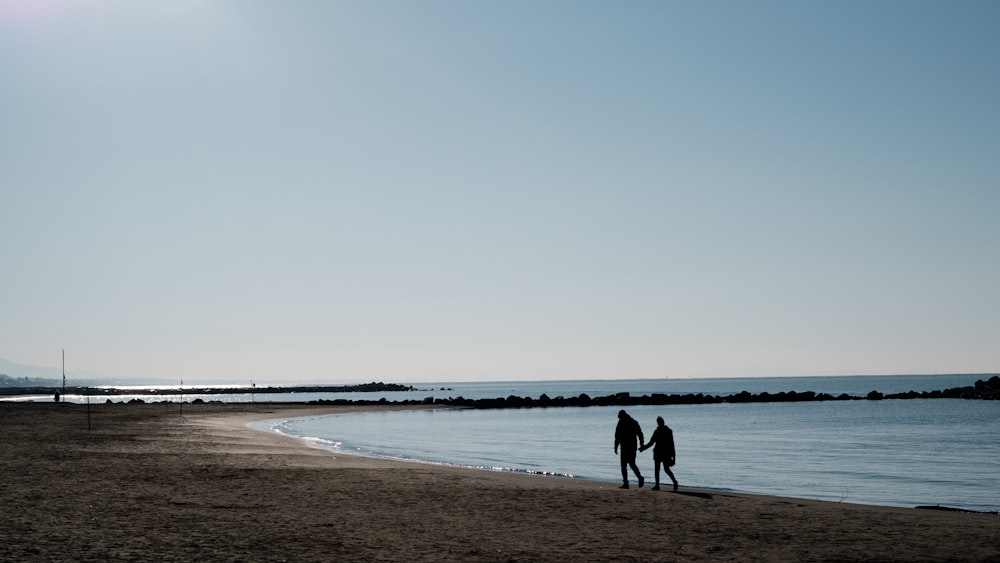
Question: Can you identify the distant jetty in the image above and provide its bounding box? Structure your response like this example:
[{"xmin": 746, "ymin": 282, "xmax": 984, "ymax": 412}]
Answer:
[
  {"xmin": 4, "ymin": 377, "xmax": 998, "ymax": 408},
  {"xmin": 307, "ymin": 375, "xmax": 1000, "ymax": 409}
]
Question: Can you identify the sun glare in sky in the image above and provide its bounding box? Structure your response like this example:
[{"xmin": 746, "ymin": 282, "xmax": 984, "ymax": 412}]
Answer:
[{"xmin": 0, "ymin": 0, "xmax": 56, "ymax": 23}]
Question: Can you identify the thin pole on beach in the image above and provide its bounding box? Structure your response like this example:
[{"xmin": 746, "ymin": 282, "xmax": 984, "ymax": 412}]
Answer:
[
  {"xmin": 180, "ymin": 379, "xmax": 184, "ymax": 418},
  {"xmin": 61, "ymin": 349, "xmax": 66, "ymax": 403}
]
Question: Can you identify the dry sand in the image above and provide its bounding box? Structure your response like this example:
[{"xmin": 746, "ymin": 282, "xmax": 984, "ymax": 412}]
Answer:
[{"xmin": 2, "ymin": 401, "xmax": 997, "ymax": 562}]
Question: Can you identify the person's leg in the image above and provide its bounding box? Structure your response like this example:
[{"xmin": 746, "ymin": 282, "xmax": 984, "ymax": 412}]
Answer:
[
  {"xmin": 665, "ymin": 466, "xmax": 678, "ymax": 490},
  {"xmin": 653, "ymin": 460, "xmax": 662, "ymax": 489},
  {"xmin": 627, "ymin": 454, "xmax": 643, "ymax": 487},
  {"xmin": 620, "ymin": 455, "xmax": 629, "ymax": 487}
]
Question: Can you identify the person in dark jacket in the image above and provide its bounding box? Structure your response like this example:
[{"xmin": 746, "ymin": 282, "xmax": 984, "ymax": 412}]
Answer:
[
  {"xmin": 639, "ymin": 416, "xmax": 678, "ymax": 491},
  {"xmin": 613, "ymin": 409, "xmax": 644, "ymax": 489}
]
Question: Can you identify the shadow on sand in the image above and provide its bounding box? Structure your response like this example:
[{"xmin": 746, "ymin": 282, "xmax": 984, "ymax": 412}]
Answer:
[{"xmin": 671, "ymin": 490, "xmax": 713, "ymax": 501}]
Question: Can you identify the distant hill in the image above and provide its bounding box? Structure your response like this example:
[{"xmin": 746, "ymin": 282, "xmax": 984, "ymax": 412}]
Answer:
[
  {"xmin": 0, "ymin": 358, "xmax": 168, "ymax": 387},
  {"xmin": 0, "ymin": 372, "xmax": 61, "ymax": 387},
  {"xmin": 0, "ymin": 358, "xmax": 64, "ymax": 383}
]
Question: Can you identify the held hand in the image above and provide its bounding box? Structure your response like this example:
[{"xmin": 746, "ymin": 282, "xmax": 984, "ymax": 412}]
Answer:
[{"xmin": 614, "ymin": 447, "xmax": 618, "ymax": 454}]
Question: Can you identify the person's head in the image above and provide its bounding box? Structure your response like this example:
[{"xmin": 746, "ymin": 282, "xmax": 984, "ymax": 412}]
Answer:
[
  {"xmin": 618, "ymin": 409, "xmax": 627, "ymax": 419},
  {"xmin": 656, "ymin": 416, "xmax": 665, "ymax": 427}
]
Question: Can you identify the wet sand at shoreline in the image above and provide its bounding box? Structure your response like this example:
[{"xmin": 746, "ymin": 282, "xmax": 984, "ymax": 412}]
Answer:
[{"xmin": 2, "ymin": 402, "xmax": 997, "ymax": 562}]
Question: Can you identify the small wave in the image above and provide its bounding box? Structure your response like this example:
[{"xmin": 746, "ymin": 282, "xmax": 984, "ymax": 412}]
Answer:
[
  {"xmin": 255, "ymin": 420, "xmax": 343, "ymax": 452},
  {"xmin": 301, "ymin": 436, "xmax": 342, "ymax": 450}
]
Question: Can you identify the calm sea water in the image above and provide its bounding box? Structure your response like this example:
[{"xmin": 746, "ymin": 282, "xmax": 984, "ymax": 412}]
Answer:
[{"xmin": 251, "ymin": 375, "xmax": 1000, "ymax": 512}]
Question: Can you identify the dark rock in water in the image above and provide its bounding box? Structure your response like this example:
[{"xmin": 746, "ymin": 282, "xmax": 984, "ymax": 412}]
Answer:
[
  {"xmin": 973, "ymin": 376, "xmax": 1000, "ymax": 399},
  {"xmin": 423, "ymin": 376, "xmax": 999, "ymax": 409}
]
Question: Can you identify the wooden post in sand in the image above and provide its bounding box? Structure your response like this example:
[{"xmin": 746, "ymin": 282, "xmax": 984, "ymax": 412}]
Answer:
[{"xmin": 86, "ymin": 384, "xmax": 91, "ymax": 430}]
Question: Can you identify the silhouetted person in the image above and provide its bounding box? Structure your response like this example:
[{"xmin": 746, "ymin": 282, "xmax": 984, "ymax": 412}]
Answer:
[
  {"xmin": 639, "ymin": 416, "xmax": 678, "ymax": 491},
  {"xmin": 614, "ymin": 409, "xmax": 644, "ymax": 489}
]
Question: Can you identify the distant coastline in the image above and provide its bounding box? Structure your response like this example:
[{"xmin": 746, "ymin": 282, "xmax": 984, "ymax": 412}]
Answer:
[
  {"xmin": 7, "ymin": 376, "xmax": 996, "ymax": 407},
  {"xmin": 0, "ymin": 381, "xmax": 415, "ymax": 397}
]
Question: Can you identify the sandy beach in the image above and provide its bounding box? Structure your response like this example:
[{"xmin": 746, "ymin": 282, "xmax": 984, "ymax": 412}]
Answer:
[{"xmin": 2, "ymin": 402, "xmax": 997, "ymax": 562}]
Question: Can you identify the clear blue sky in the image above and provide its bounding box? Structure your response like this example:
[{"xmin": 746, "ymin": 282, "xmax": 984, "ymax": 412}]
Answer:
[{"xmin": 2, "ymin": 1, "xmax": 997, "ymax": 384}]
